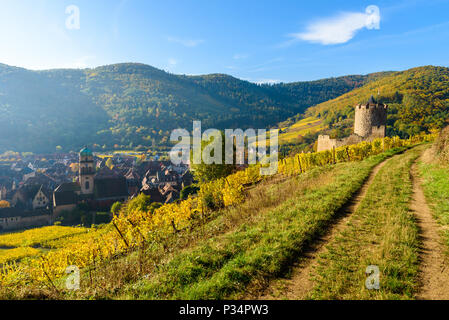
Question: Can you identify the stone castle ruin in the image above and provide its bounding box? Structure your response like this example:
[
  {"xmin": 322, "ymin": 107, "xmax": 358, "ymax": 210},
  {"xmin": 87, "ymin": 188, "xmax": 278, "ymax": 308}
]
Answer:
[{"xmin": 317, "ymin": 96, "xmax": 388, "ymax": 152}]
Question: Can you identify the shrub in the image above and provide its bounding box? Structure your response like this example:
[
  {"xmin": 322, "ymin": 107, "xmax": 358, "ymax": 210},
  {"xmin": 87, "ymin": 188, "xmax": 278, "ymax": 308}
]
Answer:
[
  {"xmin": 180, "ymin": 185, "xmax": 200, "ymax": 200},
  {"xmin": 111, "ymin": 202, "xmax": 123, "ymax": 216},
  {"xmin": 95, "ymin": 212, "xmax": 112, "ymax": 224},
  {"xmin": 127, "ymin": 194, "xmax": 153, "ymax": 213}
]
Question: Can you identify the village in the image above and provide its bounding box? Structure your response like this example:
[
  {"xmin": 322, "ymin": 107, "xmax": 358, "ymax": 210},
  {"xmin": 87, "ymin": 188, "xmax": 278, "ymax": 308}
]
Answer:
[{"xmin": 0, "ymin": 148, "xmax": 194, "ymax": 232}]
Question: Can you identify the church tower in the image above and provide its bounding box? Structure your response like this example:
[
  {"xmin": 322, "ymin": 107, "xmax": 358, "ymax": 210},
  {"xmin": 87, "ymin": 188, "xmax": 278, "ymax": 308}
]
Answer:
[{"xmin": 79, "ymin": 146, "xmax": 95, "ymax": 195}]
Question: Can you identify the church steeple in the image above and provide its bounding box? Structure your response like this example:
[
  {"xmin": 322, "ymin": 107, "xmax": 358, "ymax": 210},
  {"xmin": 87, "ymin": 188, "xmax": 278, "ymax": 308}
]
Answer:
[{"xmin": 79, "ymin": 146, "xmax": 94, "ymax": 195}]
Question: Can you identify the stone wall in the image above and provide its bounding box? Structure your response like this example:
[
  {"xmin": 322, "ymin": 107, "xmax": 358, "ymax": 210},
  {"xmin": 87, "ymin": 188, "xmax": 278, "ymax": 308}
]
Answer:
[
  {"xmin": 317, "ymin": 134, "xmax": 365, "ymax": 152},
  {"xmin": 317, "ymin": 135, "xmax": 338, "ymax": 152},
  {"xmin": 370, "ymin": 125, "xmax": 386, "ymax": 139},
  {"xmin": 317, "ymin": 102, "xmax": 388, "ymax": 152},
  {"xmin": 0, "ymin": 214, "xmax": 52, "ymax": 232},
  {"xmin": 354, "ymin": 105, "xmax": 388, "ymax": 137}
]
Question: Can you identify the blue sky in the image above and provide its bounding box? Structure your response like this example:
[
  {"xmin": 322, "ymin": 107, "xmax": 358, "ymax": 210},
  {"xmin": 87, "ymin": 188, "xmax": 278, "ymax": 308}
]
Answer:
[{"xmin": 0, "ymin": 0, "xmax": 449, "ymax": 82}]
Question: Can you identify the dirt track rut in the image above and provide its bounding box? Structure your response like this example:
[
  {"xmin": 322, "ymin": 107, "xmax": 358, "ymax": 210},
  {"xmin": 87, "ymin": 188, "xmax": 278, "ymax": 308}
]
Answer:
[{"xmin": 259, "ymin": 156, "xmax": 393, "ymax": 300}]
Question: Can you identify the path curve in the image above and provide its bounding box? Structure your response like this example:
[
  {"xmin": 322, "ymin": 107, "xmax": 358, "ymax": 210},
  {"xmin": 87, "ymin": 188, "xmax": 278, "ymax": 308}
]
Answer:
[
  {"xmin": 258, "ymin": 155, "xmax": 394, "ymax": 300},
  {"xmin": 412, "ymin": 152, "xmax": 449, "ymax": 300}
]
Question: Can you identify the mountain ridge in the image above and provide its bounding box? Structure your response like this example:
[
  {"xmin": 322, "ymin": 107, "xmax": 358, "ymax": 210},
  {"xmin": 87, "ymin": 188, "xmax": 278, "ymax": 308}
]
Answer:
[
  {"xmin": 303, "ymin": 65, "xmax": 449, "ymax": 139},
  {"xmin": 0, "ymin": 62, "xmax": 384, "ymax": 153}
]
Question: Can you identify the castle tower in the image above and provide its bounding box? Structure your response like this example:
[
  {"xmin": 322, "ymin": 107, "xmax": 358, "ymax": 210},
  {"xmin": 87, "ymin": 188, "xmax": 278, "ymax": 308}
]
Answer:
[
  {"xmin": 79, "ymin": 146, "xmax": 95, "ymax": 195},
  {"xmin": 354, "ymin": 95, "xmax": 388, "ymax": 138}
]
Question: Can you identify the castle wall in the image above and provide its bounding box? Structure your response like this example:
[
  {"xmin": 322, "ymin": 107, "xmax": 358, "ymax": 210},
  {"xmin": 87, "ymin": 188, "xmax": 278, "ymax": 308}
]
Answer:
[
  {"xmin": 317, "ymin": 135, "xmax": 337, "ymax": 152},
  {"xmin": 370, "ymin": 125, "xmax": 386, "ymax": 139},
  {"xmin": 317, "ymin": 100, "xmax": 388, "ymax": 152},
  {"xmin": 317, "ymin": 134, "xmax": 365, "ymax": 152}
]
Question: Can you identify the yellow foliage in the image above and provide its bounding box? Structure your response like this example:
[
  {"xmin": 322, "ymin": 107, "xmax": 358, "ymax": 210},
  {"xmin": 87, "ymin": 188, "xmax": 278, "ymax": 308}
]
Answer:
[
  {"xmin": 0, "ymin": 133, "xmax": 436, "ymax": 287},
  {"xmin": 0, "ymin": 247, "xmax": 41, "ymax": 265},
  {"xmin": 69, "ymin": 163, "xmax": 79, "ymax": 173},
  {"xmin": 0, "ymin": 201, "xmax": 10, "ymax": 208}
]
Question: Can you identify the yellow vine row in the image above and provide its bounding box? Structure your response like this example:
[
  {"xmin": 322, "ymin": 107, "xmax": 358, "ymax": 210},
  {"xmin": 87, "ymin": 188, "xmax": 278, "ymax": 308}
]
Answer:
[{"xmin": 0, "ymin": 133, "xmax": 435, "ymax": 288}]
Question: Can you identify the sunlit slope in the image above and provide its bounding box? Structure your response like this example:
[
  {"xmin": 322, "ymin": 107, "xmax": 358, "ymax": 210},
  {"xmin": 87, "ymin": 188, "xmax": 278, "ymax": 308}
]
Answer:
[
  {"xmin": 304, "ymin": 66, "xmax": 449, "ymax": 136},
  {"xmin": 279, "ymin": 117, "xmax": 324, "ymax": 144},
  {"xmin": 0, "ymin": 63, "xmax": 380, "ymax": 153}
]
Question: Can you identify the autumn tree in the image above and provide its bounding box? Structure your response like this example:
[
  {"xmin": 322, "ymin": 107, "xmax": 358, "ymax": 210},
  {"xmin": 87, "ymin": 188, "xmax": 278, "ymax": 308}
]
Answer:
[
  {"xmin": 0, "ymin": 200, "xmax": 10, "ymax": 208},
  {"xmin": 190, "ymin": 131, "xmax": 236, "ymax": 183}
]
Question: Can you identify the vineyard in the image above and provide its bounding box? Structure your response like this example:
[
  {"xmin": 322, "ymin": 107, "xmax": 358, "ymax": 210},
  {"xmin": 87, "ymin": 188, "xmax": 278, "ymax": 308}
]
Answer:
[
  {"xmin": 0, "ymin": 226, "xmax": 88, "ymax": 248},
  {"xmin": 278, "ymin": 117, "xmax": 324, "ymax": 144},
  {"xmin": 0, "ymin": 134, "xmax": 435, "ymax": 293}
]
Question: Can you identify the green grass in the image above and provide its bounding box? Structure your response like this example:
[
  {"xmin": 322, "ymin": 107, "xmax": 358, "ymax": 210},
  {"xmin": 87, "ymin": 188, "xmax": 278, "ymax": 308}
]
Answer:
[
  {"xmin": 418, "ymin": 160, "xmax": 449, "ymax": 251},
  {"xmin": 118, "ymin": 149, "xmax": 403, "ymax": 300},
  {"xmin": 309, "ymin": 146, "xmax": 425, "ymax": 300}
]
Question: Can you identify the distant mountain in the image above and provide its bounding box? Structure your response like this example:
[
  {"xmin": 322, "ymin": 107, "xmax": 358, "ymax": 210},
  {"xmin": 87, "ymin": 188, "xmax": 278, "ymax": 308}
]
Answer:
[
  {"xmin": 0, "ymin": 62, "xmax": 381, "ymax": 153},
  {"xmin": 304, "ymin": 66, "xmax": 449, "ymax": 138}
]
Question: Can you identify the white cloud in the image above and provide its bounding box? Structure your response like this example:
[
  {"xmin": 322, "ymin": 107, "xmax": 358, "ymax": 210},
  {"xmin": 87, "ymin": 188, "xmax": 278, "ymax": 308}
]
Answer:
[
  {"xmin": 291, "ymin": 5, "xmax": 380, "ymax": 45},
  {"xmin": 168, "ymin": 58, "xmax": 178, "ymax": 67},
  {"xmin": 167, "ymin": 36, "xmax": 204, "ymax": 47},
  {"xmin": 233, "ymin": 53, "xmax": 249, "ymax": 60}
]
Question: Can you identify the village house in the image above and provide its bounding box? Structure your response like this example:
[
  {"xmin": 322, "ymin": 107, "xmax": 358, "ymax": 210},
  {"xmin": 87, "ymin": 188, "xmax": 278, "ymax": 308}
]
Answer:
[
  {"xmin": 11, "ymin": 184, "xmax": 52, "ymax": 211},
  {"xmin": 0, "ymin": 184, "xmax": 53, "ymax": 232}
]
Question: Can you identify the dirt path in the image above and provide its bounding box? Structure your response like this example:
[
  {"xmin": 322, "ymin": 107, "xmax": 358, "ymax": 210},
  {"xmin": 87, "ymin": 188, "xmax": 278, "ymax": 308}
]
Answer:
[
  {"xmin": 258, "ymin": 156, "xmax": 393, "ymax": 300},
  {"xmin": 412, "ymin": 152, "xmax": 449, "ymax": 300}
]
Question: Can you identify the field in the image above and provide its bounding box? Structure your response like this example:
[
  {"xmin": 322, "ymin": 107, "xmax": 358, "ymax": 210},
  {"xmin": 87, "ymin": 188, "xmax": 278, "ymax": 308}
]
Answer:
[
  {"xmin": 279, "ymin": 117, "xmax": 324, "ymax": 144},
  {"xmin": 246, "ymin": 116, "xmax": 324, "ymax": 148},
  {"xmin": 0, "ymin": 226, "xmax": 89, "ymax": 266}
]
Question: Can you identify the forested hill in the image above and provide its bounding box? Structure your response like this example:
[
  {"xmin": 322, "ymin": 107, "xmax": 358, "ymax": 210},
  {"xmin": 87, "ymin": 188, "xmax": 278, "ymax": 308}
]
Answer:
[
  {"xmin": 0, "ymin": 62, "xmax": 381, "ymax": 153},
  {"xmin": 304, "ymin": 66, "xmax": 449, "ymax": 138}
]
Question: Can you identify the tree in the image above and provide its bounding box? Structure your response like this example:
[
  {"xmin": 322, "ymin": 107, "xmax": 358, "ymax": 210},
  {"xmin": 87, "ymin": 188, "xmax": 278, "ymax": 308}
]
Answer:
[
  {"xmin": 127, "ymin": 194, "xmax": 153, "ymax": 213},
  {"xmin": 180, "ymin": 185, "xmax": 200, "ymax": 200},
  {"xmin": 0, "ymin": 200, "xmax": 10, "ymax": 208},
  {"xmin": 105, "ymin": 158, "xmax": 114, "ymax": 170},
  {"xmin": 70, "ymin": 162, "xmax": 79, "ymax": 173},
  {"xmin": 190, "ymin": 131, "xmax": 236, "ymax": 183}
]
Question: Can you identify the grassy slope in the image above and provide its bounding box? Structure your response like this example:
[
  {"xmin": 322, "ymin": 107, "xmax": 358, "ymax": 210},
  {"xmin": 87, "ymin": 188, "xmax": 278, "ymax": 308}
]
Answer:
[
  {"xmin": 418, "ymin": 127, "xmax": 449, "ymax": 252},
  {"xmin": 309, "ymin": 145, "xmax": 426, "ymax": 300},
  {"xmin": 307, "ymin": 66, "xmax": 449, "ymax": 118},
  {"xmin": 108, "ymin": 150, "xmax": 403, "ymax": 300},
  {"xmin": 418, "ymin": 161, "xmax": 449, "ymax": 252},
  {"xmin": 277, "ymin": 66, "xmax": 449, "ymax": 151}
]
